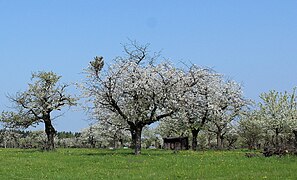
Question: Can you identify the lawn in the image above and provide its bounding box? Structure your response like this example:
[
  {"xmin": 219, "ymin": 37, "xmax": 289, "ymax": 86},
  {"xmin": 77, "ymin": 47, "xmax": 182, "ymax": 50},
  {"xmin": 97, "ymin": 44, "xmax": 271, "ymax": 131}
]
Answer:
[{"xmin": 0, "ymin": 148, "xmax": 296, "ymax": 179}]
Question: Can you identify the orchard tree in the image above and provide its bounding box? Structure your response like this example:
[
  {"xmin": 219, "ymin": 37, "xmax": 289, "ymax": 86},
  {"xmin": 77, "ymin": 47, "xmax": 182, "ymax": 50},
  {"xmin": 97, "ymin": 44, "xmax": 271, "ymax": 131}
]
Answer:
[
  {"xmin": 156, "ymin": 65, "xmax": 245, "ymax": 150},
  {"xmin": 79, "ymin": 125, "xmax": 100, "ymax": 148},
  {"xmin": 81, "ymin": 42, "xmax": 183, "ymax": 155},
  {"xmin": 141, "ymin": 126, "xmax": 160, "ymax": 148},
  {"xmin": 19, "ymin": 130, "xmax": 47, "ymax": 149},
  {"xmin": 156, "ymin": 65, "xmax": 219, "ymax": 150},
  {"xmin": 1, "ymin": 71, "xmax": 76, "ymax": 150},
  {"xmin": 258, "ymin": 89, "xmax": 297, "ymax": 148},
  {"xmin": 158, "ymin": 65, "xmax": 220, "ymax": 150},
  {"xmin": 238, "ymin": 111, "xmax": 263, "ymax": 149},
  {"xmin": 224, "ymin": 125, "xmax": 239, "ymax": 149},
  {"xmin": 207, "ymin": 80, "xmax": 246, "ymax": 149},
  {"xmin": 179, "ymin": 65, "xmax": 220, "ymax": 150},
  {"xmin": 157, "ymin": 116, "xmax": 189, "ymax": 138},
  {"xmin": 0, "ymin": 129, "xmax": 21, "ymax": 148},
  {"xmin": 80, "ymin": 119, "xmax": 130, "ymax": 148}
]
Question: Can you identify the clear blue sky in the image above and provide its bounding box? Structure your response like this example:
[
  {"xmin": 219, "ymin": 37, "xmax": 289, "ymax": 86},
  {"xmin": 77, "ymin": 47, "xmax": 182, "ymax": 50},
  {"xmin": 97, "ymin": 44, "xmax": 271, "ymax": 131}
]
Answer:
[{"xmin": 1, "ymin": 1, "xmax": 297, "ymax": 132}]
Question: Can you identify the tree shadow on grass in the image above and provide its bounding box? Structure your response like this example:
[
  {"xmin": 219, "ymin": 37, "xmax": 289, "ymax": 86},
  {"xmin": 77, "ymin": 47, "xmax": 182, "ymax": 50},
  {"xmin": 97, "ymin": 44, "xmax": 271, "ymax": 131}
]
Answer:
[
  {"xmin": 5, "ymin": 148, "xmax": 189, "ymax": 157},
  {"xmin": 79, "ymin": 149, "xmax": 181, "ymax": 157},
  {"xmin": 80, "ymin": 149, "xmax": 134, "ymax": 157}
]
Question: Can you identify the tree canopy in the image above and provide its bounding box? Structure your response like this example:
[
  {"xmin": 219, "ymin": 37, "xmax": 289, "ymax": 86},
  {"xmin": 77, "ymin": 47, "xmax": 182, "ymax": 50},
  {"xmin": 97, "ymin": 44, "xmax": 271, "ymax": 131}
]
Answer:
[
  {"xmin": 81, "ymin": 42, "xmax": 185, "ymax": 154},
  {"xmin": 1, "ymin": 71, "xmax": 76, "ymax": 150}
]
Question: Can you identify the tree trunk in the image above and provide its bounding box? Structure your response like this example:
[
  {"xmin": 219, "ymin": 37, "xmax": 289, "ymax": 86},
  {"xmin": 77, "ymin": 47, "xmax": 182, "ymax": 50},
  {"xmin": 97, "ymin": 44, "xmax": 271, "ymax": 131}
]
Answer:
[
  {"xmin": 119, "ymin": 138, "xmax": 123, "ymax": 148},
  {"xmin": 89, "ymin": 135, "xmax": 95, "ymax": 148},
  {"xmin": 134, "ymin": 126, "xmax": 143, "ymax": 155},
  {"xmin": 216, "ymin": 130, "xmax": 223, "ymax": 150},
  {"xmin": 130, "ymin": 129, "xmax": 136, "ymax": 149},
  {"xmin": 44, "ymin": 118, "xmax": 56, "ymax": 151},
  {"xmin": 207, "ymin": 133, "xmax": 212, "ymax": 149},
  {"xmin": 293, "ymin": 130, "xmax": 297, "ymax": 148},
  {"xmin": 191, "ymin": 129, "xmax": 199, "ymax": 151},
  {"xmin": 247, "ymin": 139, "xmax": 253, "ymax": 150},
  {"xmin": 113, "ymin": 134, "xmax": 117, "ymax": 149},
  {"xmin": 275, "ymin": 128, "xmax": 279, "ymax": 149},
  {"xmin": 220, "ymin": 135, "xmax": 224, "ymax": 149}
]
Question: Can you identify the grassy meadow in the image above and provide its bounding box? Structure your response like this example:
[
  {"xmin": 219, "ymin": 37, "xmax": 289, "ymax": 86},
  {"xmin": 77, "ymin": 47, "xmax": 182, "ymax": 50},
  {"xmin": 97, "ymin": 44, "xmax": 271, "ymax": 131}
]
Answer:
[{"xmin": 0, "ymin": 148, "xmax": 296, "ymax": 179}]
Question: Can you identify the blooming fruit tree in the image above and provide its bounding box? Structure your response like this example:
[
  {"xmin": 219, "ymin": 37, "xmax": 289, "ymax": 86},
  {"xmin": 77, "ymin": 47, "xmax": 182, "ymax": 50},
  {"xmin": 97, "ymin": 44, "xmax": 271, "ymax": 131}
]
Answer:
[
  {"xmin": 1, "ymin": 71, "xmax": 76, "ymax": 150},
  {"xmin": 81, "ymin": 42, "xmax": 184, "ymax": 155}
]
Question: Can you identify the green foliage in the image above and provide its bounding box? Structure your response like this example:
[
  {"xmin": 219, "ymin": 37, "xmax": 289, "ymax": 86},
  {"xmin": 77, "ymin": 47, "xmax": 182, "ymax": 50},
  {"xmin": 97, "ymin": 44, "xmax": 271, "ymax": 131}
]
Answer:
[
  {"xmin": 257, "ymin": 88, "xmax": 297, "ymax": 148},
  {"xmin": 238, "ymin": 112, "xmax": 263, "ymax": 149},
  {"xmin": 0, "ymin": 148, "xmax": 296, "ymax": 179},
  {"xmin": 89, "ymin": 56, "xmax": 104, "ymax": 77},
  {"xmin": 56, "ymin": 131, "xmax": 77, "ymax": 139}
]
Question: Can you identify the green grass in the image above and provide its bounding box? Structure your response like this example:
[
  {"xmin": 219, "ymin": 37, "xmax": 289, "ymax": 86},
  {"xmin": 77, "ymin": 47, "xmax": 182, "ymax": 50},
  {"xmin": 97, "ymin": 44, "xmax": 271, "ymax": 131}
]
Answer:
[{"xmin": 0, "ymin": 148, "xmax": 296, "ymax": 179}]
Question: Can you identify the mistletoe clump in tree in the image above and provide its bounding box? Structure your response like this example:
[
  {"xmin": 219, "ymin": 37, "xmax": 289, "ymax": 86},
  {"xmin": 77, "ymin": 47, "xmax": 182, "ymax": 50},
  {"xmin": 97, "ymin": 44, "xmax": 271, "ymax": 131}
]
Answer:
[
  {"xmin": 82, "ymin": 42, "xmax": 183, "ymax": 155},
  {"xmin": 1, "ymin": 71, "xmax": 76, "ymax": 150}
]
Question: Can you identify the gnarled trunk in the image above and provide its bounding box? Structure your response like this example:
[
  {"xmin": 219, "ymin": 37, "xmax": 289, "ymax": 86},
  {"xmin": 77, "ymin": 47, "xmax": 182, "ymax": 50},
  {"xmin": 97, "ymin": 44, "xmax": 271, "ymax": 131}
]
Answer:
[
  {"xmin": 191, "ymin": 129, "xmax": 199, "ymax": 151},
  {"xmin": 129, "ymin": 121, "xmax": 144, "ymax": 155},
  {"xmin": 130, "ymin": 129, "xmax": 136, "ymax": 149},
  {"xmin": 44, "ymin": 118, "xmax": 56, "ymax": 151},
  {"xmin": 134, "ymin": 127, "xmax": 143, "ymax": 155}
]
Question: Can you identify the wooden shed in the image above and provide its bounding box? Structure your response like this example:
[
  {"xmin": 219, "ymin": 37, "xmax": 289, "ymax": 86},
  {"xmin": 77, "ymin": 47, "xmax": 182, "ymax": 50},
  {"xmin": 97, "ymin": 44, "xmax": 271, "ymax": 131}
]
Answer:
[{"xmin": 163, "ymin": 137, "xmax": 189, "ymax": 150}]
